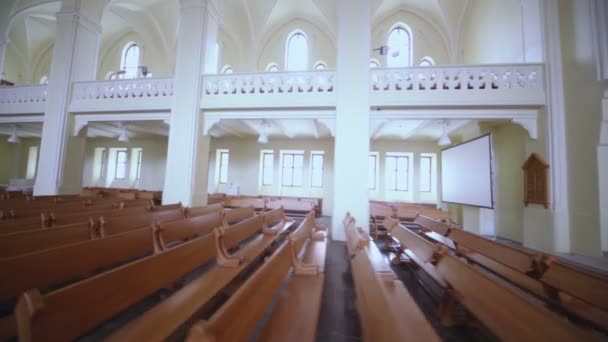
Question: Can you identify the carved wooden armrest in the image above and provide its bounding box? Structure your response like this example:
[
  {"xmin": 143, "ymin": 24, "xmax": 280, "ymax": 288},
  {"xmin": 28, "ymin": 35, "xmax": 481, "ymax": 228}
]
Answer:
[{"xmin": 215, "ymin": 227, "xmax": 244, "ymax": 267}]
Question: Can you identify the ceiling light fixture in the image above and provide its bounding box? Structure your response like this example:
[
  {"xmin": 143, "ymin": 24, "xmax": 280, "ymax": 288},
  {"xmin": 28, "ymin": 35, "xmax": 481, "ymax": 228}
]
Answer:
[
  {"xmin": 7, "ymin": 125, "xmax": 20, "ymax": 144},
  {"xmin": 118, "ymin": 122, "xmax": 129, "ymax": 142},
  {"xmin": 257, "ymin": 120, "xmax": 269, "ymax": 144},
  {"xmin": 138, "ymin": 66, "xmax": 151, "ymax": 77},
  {"xmin": 438, "ymin": 120, "xmax": 452, "ymax": 146},
  {"xmin": 373, "ymin": 45, "xmax": 389, "ymax": 55}
]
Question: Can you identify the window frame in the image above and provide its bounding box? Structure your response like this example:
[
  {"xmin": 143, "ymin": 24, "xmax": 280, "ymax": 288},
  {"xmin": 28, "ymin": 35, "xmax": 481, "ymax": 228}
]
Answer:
[
  {"xmin": 385, "ymin": 152, "xmax": 412, "ymax": 192},
  {"xmin": 285, "ymin": 30, "xmax": 309, "ymax": 71},
  {"xmin": 135, "ymin": 149, "xmax": 143, "ymax": 180},
  {"xmin": 280, "ymin": 150, "xmax": 305, "ymax": 187},
  {"xmin": 260, "ymin": 150, "xmax": 275, "ymax": 186},
  {"xmin": 114, "ymin": 150, "xmax": 128, "ymax": 180},
  {"xmin": 369, "ymin": 152, "xmax": 379, "ymax": 190},
  {"xmin": 310, "ymin": 151, "xmax": 325, "ymax": 188},
  {"xmin": 386, "ymin": 23, "xmax": 413, "ymax": 68},
  {"xmin": 120, "ymin": 42, "xmax": 140, "ymax": 79},
  {"xmin": 218, "ymin": 150, "xmax": 229, "ymax": 184}
]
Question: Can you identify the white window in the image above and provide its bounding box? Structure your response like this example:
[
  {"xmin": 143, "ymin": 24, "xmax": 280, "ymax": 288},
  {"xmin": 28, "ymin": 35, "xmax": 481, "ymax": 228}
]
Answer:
[
  {"xmin": 121, "ymin": 42, "xmax": 140, "ymax": 79},
  {"xmin": 281, "ymin": 151, "xmax": 304, "ymax": 187},
  {"xmin": 419, "ymin": 56, "xmax": 435, "ymax": 66},
  {"xmin": 385, "ymin": 153, "xmax": 410, "ymax": 191},
  {"xmin": 286, "ymin": 30, "xmax": 309, "ymax": 71},
  {"xmin": 218, "ymin": 150, "xmax": 229, "ymax": 184},
  {"xmin": 135, "ymin": 149, "xmax": 143, "ymax": 180},
  {"xmin": 261, "ymin": 150, "xmax": 274, "ymax": 186},
  {"xmin": 387, "ymin": 24, "xmax": 412, "ymax": 68},
  {"xmin": 266, "ymin": 63, "xmax": 280, "ymax": 72},
  {"xmin": 310, "ymin": 151, "xmax": 324, "ymax": 188},
  {"xmin": 100, "ymin": 149, "xmax": 107, "ymax": 179},
  {"xmin": 369, "ymin": 153, "xmax": 379, "ymax": 190},
  {"xmin": 420, "ymin": 153, "xmax": 437, "ymax": 193},
  {"xmin": 369, "ymin": 59, "xmax": 380, "ymax": 68},
  {"xmin": 221, "ymin": 65, "xmax": 233, "ymax": 74},
  {"xmin": 26, "ymin": 146, "xmax": 39, "ymax": 179},
  {"xmin": 115, "ymin": 150, "xmax": 128, "ymax": 179},
  {"xmin": 420, "ymin": 156, "xmax": 432, "ymax": 192},
  {"xmin": 313, "ymin": 62, "xmax": 327, "ymax": 70}
]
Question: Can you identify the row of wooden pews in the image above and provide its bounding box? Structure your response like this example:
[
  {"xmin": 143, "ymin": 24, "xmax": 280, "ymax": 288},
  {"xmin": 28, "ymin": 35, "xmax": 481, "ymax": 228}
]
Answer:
[
  {"xmin": 343, "ymin": 212, "xmax": 440, "ymax": 341},
  {"xmin": 383, "ymin": 216, "xmax": 607, "ymax": 340},
  {"xmin": 210, "ymin": 193, "xmax": 322, "ymax": 217},
  {"xmin": 3, "ymin": 191, "xmax": 328, "ymax": 341},
  {"xmin": 186, "ymin": 210, "xmax": 327, "ymax": 341},
  {"xmin": 369, "ymin": 200, "xmax": 452, "ymax": 238}
]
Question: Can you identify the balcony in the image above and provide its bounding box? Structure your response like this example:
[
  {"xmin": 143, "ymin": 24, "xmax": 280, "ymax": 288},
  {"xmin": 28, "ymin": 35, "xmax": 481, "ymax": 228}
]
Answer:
[
  {"xmin": 370, "ymin": 63, "xmax": 545, "ymax": 108},
  {"xmin": 0, "ymin": 85, "xmax": 47, "ymax": 115},
  {"xmin": 200, "ymin": 70, "xmax": 336, "ymax": 110},
  {"xmin": 69, "ymin": 77, "xmax": 175, "ymax": 113}
]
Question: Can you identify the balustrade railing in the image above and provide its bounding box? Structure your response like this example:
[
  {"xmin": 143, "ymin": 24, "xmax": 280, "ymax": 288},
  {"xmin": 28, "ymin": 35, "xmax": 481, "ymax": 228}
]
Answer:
[
  {"xmin": 0, "ymin": 85, "xmax": 47, "ymax": 104},
  {"xmin": 370, "ymin": 64, "xmax": 543, "ymax": 92},
  {"xmin": 72, "ymin": 77, "xmax": 174, "ymax": 101},
  {"xmin": 203, "ymin": 70, "xmax": 335, "ymax": 96}
]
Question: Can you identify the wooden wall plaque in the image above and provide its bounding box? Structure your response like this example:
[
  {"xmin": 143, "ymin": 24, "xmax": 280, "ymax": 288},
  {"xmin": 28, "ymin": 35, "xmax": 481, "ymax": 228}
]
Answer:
[{"xmin": 522, "ymin": 153, "xmax": 549, "ymax": 208}]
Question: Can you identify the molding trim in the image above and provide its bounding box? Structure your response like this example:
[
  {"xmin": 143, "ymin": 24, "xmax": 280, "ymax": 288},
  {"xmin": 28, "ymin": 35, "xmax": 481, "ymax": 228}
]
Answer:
[
  {"xmin": 512, "ymin": 117, "xmax": 538, "ymax": 139},
  {"xmin": 591, "ymin": 0, "xmax": 608, "ymax": 81},
  {"xmin": 73, "ymin": 112, "xmax": 170, "ymax": 136}
]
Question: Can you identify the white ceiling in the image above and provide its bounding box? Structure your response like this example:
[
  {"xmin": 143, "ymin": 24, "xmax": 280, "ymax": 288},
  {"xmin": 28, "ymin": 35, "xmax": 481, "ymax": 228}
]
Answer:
[
  {"xmin": 0, "ymin": 120, "xmax": 169, "ymax": 140},
  {"xmin": 0, "ymin": 118, "xmax": 477, "ymax": 144}
]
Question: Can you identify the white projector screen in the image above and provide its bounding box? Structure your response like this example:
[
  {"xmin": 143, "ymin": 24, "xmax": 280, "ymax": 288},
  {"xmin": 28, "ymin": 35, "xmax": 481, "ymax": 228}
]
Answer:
[{"xmin": 441, "ymin": 134, "xmax": 494, "ymax": 208}]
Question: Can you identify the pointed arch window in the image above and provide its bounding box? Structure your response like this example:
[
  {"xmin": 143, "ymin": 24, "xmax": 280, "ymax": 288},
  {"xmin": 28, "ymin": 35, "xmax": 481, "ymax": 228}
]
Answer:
[
  {"xmin": 369, "ymin": 59, "xmax": 380, "ymax": 68},
  {"xmin": 314, "ymin": 61, "xmax": 327, "ymax": 70},
  {"xmin": 387, "ymin": 25, "xmax": 412, "ymax": 68},
  {"xmin": 266, "ymin": 63, "xmax": 280, "ymax": 72},
  {"xmin": 286, "ymin": 30, "xmax": 309, "ymax": 71},
  {"xmin": 121, "ymin": 42, "xmax": 140, "ymax": 79},
  {"xmin": 221, "ymin": 65, "xmax": 233, "ymax": 74},
  {"xmin": 419, "ymin": 56, "xmax": 435, "ymax": 66}
]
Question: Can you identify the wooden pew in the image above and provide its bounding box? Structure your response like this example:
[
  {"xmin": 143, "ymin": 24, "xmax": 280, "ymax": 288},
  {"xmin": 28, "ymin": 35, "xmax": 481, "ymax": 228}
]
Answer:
[
  {"xmin": 258, "ymin": 212, "xmax": 327, "ymax": 341},
  {"xmin": 13, "ymin": 208, "xmax": 272, "ymax": 342},
  {"xmin": 435, "ymin": 253, "xmax": 600, "ymax": 341},
  {"xmin": 224, "ymin": 206, "xmax": 255, "ymax": 225},
  {"xmin": 0, "ymin": 211, "xmax": 226, "ymax": 303},
  {"xmin": 224, "ymin": 197, "xmax": 266, "ymax": 210},
  {"xmin": 98, "ymin": 207, "xmax": 185, "ymax": 237},
  {"xmin": 385, "ymin": 218, "xmax": 601, "ymax": 340},
  {"xmin": 187, "ymin": 211, "xmax": 322, "ymax": 342},
  {"xmin": 104, "ymin": 209, "xmax": 294, "ymax": 341},
  {"xmin": 345, "ymin": 213, "xmax": 440, "ymax": 342}
]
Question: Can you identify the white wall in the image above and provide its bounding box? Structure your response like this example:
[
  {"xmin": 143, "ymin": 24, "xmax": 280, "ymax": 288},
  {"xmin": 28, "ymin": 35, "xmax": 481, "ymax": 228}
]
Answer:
[
  {"xmin": 208, "ymin": 137, "xmax": 335, "ymax": 215},
  {"xmin": 0, "ymin": 138, "xmax": 41, "ymax": 184},
  {"xmin": 461, "ymin": 0, "xmax": 524, "ymax": 64},
  {"xmin": 82, "ymin": 137, "xmax": 168, "ymax": 191}
]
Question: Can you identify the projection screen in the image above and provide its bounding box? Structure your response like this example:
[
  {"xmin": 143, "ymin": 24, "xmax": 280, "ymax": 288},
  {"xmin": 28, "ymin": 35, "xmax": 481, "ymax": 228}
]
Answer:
[{"xmin": 441, "ymin": 134, "xmax": 494, "ymax": 208}]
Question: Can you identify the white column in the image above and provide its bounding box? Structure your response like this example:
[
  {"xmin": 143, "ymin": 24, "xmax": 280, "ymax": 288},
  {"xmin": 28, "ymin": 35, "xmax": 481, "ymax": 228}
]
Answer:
[
  {"xmin": 34, "ymin": 3, "xmax": 102, "ymax": 195},
  {"xmin": 541, "ymin": 0, "xmax": 571, "ymax": 252},
  {"xmin": 331, "ymin": 0, "xmax": 371, "ymax": 240},
  {"xmin": 599, "ymin": 90, "xmax": 608, "ymax": 253},
  {"xmin": 520, "ymin": 0, "xmax": 543, "ymax": 62},
  {"xmin": 163, "ymin": 0, "xmax": 218, "ymax": 206}
]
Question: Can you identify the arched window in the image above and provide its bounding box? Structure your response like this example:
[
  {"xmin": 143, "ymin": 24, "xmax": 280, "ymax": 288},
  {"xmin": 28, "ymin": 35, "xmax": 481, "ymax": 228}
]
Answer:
[
  {"xmin": 39, "ymin": 76, "xmax": 48, "ymax": 84},
  {"xmin": 285, "ymin": 30, "xmax": 309, "ymax": 71},
  {"xmin": 369, "ymin": 59, "xmax": 380, "ymax": 68},
  {"xmin": 419, "ymin": 56, "xmax": 435, "ymax": 66},
  {"xmin": 313, "ymin": 61, "xmax": 327, "ymax": 70},
  {"xmin": 221, "ymin": 65, "xmax": 233, "ymax": 74},
  {"xmin": 121, "ymin": 42, "xmax": 140, "ymax": 78},
  {"xmin": 266, "ymin": 63, "xmax": 280, "ymax": 72},
  {"xmin": 387, "ymin": 24, "xmax": 412, "ymax": 68}
]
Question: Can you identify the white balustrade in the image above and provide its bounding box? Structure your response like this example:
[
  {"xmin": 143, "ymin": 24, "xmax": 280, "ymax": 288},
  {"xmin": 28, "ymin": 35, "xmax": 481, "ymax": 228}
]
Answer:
[
  {"xmin": 0, "ymin": 85, "xmax": 47, "ymax": 104},
  {"xmin": 371, "ymin": 64, "xmax": 543, "ymax": 92},
  {"xmin": 203, "ymin": 70, "xmax": 335, "ymax": 96},
  {"xmin": 72, "ymin": 77, "xmax": 174, "ymax": 101}
]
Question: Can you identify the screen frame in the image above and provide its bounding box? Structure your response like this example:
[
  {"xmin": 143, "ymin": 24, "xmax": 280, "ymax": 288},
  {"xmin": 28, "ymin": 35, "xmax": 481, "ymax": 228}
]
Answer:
[{"xmin": 440, "ymin": 133, "xmax": 494, "ymax": 209}]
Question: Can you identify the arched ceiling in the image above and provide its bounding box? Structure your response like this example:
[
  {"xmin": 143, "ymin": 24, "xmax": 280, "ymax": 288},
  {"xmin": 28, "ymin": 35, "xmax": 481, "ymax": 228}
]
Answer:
[{"xmin": 4, "ymin": 0, "xmax": 470, "ymax": 76}]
